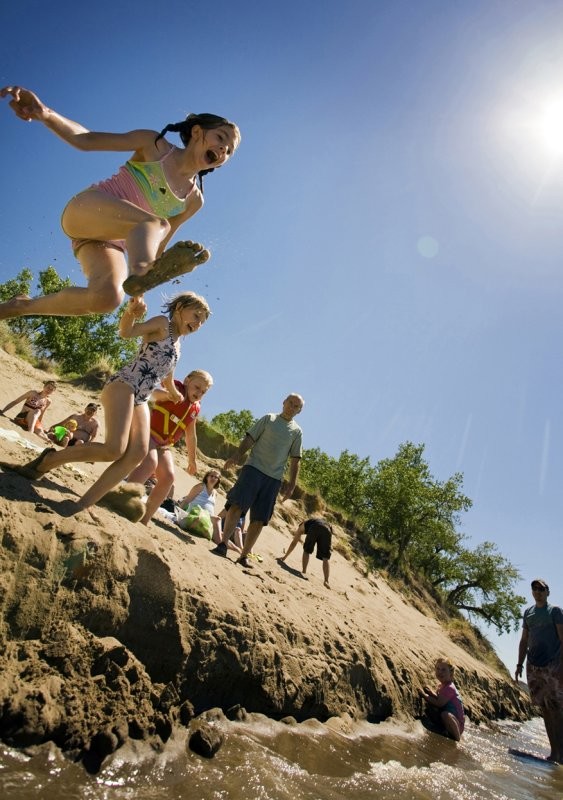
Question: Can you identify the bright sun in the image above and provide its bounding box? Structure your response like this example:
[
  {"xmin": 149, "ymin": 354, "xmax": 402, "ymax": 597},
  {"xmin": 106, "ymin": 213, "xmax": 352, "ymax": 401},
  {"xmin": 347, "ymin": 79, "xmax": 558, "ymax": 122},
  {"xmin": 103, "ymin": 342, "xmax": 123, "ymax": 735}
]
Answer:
[{"xmin": 538, "ymin": 99, "xmax": 563, "ymax": 158}]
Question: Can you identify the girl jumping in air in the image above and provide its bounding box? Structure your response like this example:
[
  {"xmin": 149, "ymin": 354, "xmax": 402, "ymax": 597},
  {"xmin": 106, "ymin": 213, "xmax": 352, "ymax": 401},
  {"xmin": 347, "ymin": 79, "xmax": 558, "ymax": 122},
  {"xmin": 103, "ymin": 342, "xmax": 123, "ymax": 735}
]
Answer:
[
  {"xmin": 0, "ymin": 86, "xmax": 240, "ymax": 319},
  {"xmin": 19, "ymin": 292, "xmax": 211, "ymax": 519}
]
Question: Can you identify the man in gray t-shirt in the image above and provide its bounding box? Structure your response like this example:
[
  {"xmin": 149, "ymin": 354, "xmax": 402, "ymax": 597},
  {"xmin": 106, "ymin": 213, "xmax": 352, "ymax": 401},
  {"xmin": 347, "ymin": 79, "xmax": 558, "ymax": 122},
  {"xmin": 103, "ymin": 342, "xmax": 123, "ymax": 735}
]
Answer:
[
  {"xmin": 515, "ymin": 578, "xmax": 563, "ymax": 763},
  {"xmin": 212, "ymin": 394, "xmax": 304, "ymax": 568}
]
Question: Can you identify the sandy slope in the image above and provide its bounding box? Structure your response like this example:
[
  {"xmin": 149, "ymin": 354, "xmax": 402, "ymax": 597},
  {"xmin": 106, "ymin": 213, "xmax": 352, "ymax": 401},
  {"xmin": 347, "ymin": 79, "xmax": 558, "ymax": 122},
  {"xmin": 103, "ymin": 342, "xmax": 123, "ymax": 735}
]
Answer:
[{"xmin": 0, "ymin": 347, "xmax": 530, "ymax": 769}]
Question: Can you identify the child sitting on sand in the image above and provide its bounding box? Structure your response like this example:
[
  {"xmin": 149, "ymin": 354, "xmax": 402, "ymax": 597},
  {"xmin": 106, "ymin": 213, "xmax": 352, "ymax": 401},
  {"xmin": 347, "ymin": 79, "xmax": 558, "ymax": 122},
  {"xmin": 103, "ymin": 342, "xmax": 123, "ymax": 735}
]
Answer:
[
  {"xmin": 47, "ymin": 418, "xmax": 78, "ymax": 448},
  {"xmin": 420, "ymin": 658, "xmax": 465, "ymax": 741}
]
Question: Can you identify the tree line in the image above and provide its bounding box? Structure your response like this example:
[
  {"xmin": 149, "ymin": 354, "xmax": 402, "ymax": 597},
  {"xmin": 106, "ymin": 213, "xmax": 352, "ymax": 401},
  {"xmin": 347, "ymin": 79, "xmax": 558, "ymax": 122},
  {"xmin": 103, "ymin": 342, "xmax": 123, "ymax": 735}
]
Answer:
[
  {"xmin": 0, "ymin": 268, "xmax": 137, "ymax": 374},
  {"xmin": 211, "ymin": 410, "xmax": 525, "ymax": 635},
  {"xmin": 0, "ymin": 268, "xmax": 525, "ymax": 635}
]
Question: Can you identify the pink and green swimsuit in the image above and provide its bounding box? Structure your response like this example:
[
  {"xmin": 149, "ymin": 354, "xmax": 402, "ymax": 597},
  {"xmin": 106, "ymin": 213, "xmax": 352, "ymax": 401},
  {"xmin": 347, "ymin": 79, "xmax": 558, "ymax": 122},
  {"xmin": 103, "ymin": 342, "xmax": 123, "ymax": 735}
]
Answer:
[{"xmin": 68, "ymin": 146, "xmax": 195, "ymax": 254}]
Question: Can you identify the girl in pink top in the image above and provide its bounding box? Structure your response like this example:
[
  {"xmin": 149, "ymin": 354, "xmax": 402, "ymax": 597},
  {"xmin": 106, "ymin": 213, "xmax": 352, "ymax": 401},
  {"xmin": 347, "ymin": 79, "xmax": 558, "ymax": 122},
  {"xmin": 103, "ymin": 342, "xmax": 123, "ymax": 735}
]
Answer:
[
  {"xmin": 421, "ymin": 658, "xmax": 465, "ymax": 741},
  {"xmin": 0, "ymin": 86, "xmax": 240, "ymax": 319}
]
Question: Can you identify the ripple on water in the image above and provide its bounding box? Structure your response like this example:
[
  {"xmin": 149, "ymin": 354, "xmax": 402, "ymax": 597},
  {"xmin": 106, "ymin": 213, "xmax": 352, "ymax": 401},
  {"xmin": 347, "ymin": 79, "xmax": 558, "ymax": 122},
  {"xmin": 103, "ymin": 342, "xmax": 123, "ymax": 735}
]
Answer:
[{"xmin": 1, "ymin": 718, "xmax": 562, "ymax": 800}]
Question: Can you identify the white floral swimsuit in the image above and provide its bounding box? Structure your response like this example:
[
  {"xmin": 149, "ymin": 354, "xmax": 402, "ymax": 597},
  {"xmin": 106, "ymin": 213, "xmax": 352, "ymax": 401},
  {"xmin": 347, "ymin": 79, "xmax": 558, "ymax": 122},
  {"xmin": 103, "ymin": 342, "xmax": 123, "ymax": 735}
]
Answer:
[{"xmin": 106, "ymin": 321, "xmax": 179, "ymax": 405}]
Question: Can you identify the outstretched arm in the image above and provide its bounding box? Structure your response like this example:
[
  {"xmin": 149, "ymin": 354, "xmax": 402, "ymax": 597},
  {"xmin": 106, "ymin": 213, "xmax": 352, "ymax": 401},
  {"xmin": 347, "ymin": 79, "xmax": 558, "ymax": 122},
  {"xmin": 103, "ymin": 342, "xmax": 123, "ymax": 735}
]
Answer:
[
  {"xmin": 282, "ymin": 522, "xmax": 305, "ymax": 561},
  {"xmin": 1, "ymin": 390, "xmax": 33, "ymax": 414},
  {"xmin": 1, "ymin": 86, "xmax": 158, "ymax": 153}
]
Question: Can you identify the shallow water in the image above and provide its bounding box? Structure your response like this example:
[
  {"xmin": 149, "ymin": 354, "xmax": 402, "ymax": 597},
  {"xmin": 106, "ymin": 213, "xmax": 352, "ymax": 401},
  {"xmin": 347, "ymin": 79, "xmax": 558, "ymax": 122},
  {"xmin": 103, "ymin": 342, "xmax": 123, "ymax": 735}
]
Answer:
[{"xmin": 1, "ymin": 716, "xmax": 561, "ymax": 799}]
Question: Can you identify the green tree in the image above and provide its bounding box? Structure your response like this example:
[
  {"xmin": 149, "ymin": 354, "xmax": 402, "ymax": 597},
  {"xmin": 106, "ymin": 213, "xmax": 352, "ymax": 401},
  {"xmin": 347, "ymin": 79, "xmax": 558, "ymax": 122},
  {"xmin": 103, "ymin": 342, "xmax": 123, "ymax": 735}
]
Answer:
[
  {"xmin": 0, "ymin": 268, "xmax": 35, "ymax": 338},
  {"xmin": 0, "ymin": 267, "xmax": 138, "ymax": 374},
  {"xmin": 300, "ymin": 447, "xmax": 374, "ymax": 516},
  {"xmin": 442, "ymin": 542, "xmax": 525, "ymax": 633},
  {"xmin": 364, "ymin": 442, "xmax": 472, "ymax": 574},
  {"xmin": 211, "ymin": 409, "xmax": 256, "ymax": 442}
]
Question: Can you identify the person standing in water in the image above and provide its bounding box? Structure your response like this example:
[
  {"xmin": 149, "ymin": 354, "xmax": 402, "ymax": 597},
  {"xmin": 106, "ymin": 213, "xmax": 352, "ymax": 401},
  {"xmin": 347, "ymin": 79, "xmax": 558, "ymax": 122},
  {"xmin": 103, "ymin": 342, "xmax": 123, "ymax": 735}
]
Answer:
[
  {"xmin": 515, "ymin": 578, "xmax": 563, "ymax": 763},
  {"xmin": 0, "ymin": 86, "xmax": 240, "ymax": 318}
]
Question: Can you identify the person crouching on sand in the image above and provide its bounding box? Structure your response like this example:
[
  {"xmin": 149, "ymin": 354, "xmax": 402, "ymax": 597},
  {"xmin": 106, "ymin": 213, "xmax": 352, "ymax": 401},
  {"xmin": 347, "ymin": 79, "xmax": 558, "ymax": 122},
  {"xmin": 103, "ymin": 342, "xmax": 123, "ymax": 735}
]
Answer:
[{"xmin": 18, "ymin": 293, "xmax": 210, "ymax": 519}]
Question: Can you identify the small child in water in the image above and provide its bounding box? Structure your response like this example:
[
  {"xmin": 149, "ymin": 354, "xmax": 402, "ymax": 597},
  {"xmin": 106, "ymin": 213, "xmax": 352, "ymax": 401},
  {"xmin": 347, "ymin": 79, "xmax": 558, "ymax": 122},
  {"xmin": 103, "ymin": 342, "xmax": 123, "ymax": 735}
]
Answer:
[{"xmin": 421, "ymin": 658, "xmax": 465, "ymax": 741}]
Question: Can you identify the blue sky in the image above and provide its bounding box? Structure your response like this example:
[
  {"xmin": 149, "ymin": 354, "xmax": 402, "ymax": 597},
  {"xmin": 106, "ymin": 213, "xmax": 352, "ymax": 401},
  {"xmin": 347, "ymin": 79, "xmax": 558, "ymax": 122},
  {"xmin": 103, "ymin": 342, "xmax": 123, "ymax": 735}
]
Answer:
[{"xmin": 2, "ymin": 0, "xmax": 562, "ymax": 669}]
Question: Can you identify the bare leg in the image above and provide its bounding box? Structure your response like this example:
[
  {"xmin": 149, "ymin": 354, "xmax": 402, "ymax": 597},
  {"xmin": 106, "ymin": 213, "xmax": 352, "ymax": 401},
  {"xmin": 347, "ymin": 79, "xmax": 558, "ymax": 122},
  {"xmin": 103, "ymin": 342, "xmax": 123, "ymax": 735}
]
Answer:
[
  {"xmin": 127, "ymin": 447, "xmax": 159, "ymax": 486},
  {"xmin": 301, "ymin": 551, "xmax": 310, "ymax": 576},
  {"xmin": 322, "ymin": 559, "xmax": 330, "ymax": 589},
  {"xmin": 75, "ymin": 403, "xmax": 150, "ymax": 512},
  {"xmin": 543, "ymin": 707, "xmax": 563, "ymax": 762},
  {"xmin": 232, "ymin": 526, "xmax": 244, "ymax": 550},
  {"xmin": 223, "ymin": 520, "xmax": 242, "ymax": 553},
  {"xmin": 26, "ymin": 381, "xmax": 135, "ymax": 474},
  {"xmin": 440, "ymin": 712, "xmax": 461, "ymax": 741},
  {"xmin": 139, "ymin": 449, "xmax": 174, "ymax": 526},
  {"xmin": 240, "ymin": 520, "xmax": 265, "ymax": 557},
  {"xmin": 0, "ymin": 244, "xmax": 127, "ymax": 319},
  {"xmin": 220, "ymin": 504, "xmax": 244, "ymax": 545},
  {"xmin": 26, "ymin": 409, "xmax": 41, "ymax": 431},
  {"xmin": 64, "ymin": 188, "xmax": 209, "ymax": 289},
  {"xmin": 62, "ymin": 190, "xmax": 170, "ymax": 275}
]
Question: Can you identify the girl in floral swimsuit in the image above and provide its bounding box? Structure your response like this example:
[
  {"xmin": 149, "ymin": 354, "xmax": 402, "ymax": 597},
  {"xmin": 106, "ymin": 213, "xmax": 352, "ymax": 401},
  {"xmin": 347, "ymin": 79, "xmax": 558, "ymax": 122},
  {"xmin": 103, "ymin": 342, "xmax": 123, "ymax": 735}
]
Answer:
[
  {"xmin": 20, "ymin": 292, "xmax": 210, "ymax": 519},
  {"xmin": 0, "ymin": 86, "xmax": 240, "ymax": 320}
]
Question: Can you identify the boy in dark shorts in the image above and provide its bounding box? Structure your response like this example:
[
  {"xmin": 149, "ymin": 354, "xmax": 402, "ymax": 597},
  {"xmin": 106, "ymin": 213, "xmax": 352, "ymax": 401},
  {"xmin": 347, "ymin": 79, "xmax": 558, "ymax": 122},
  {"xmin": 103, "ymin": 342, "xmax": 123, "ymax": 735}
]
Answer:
[{"xmin": 280, "ymin": 517, "xmax": 333, "ymax": 588}]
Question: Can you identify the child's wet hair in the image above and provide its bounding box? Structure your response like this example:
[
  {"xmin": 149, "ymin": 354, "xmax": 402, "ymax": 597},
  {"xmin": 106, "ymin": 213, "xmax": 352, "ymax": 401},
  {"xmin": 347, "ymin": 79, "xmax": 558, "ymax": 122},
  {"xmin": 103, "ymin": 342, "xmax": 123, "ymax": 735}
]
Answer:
[
  {"xmin": 163, "ymin": 292, "xmax": 211, "ymax": 321},
  {"xmin": 43, "ymin": 380, "xmax": 57, "ymax": 389},
  {"xmin": 155, "ymin": 112, "xmax": 241, "ymax": 191}
]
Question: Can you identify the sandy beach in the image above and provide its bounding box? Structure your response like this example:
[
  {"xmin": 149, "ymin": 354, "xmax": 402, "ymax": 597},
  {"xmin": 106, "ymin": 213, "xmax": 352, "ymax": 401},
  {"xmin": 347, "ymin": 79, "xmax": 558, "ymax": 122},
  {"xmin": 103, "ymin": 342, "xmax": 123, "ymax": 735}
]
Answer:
[{"xmin": 0, "ymin": 346, "xmax": 530, "ymax": 770}]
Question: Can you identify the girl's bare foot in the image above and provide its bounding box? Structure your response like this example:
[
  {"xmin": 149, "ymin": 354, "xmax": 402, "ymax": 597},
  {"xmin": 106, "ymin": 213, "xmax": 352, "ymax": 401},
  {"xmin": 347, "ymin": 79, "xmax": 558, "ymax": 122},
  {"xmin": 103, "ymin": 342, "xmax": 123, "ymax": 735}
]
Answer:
[
  {"xmin": 18, "ymin": 447, "xmax": 56, "ymax": 479},
  {"xmin": 0, "ymin": 295, "xmax": 32, "ymax": 320},
  {"xmin": 122, "ymin": 241, "xmax": 210, "ymax": 296}
]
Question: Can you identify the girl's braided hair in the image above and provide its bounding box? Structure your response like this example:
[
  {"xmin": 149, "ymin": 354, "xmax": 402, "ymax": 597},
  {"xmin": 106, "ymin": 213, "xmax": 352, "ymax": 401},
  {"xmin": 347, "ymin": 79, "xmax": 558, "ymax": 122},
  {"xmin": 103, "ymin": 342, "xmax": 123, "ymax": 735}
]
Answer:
[{"xmin": 156, "ymin": 113, "xmax": 240, "ymax": 192}]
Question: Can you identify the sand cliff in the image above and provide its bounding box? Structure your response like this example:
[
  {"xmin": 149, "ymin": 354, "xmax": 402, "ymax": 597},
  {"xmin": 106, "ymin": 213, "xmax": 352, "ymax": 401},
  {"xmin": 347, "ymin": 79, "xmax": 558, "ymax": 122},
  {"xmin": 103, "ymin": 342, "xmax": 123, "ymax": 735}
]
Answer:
[{"xmin": 0, "ymin": 347, "xmax": 530, "ymax": 771}]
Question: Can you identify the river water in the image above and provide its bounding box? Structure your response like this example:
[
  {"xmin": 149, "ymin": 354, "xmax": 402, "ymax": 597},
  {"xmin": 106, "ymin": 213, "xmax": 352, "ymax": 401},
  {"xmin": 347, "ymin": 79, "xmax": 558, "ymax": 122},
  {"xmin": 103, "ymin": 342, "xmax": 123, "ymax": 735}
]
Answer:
[{"xmin": 1, "ymin": 716, "xmax": 561, "ymax": 799}]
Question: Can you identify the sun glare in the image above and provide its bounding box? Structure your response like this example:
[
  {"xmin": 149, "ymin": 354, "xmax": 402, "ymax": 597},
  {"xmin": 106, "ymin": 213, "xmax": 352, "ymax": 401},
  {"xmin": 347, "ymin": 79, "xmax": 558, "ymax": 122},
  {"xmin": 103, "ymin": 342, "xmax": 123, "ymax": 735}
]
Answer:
[{"xmin": 538, "ymin": 99, "xmax": 563, "ymax": 158}]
